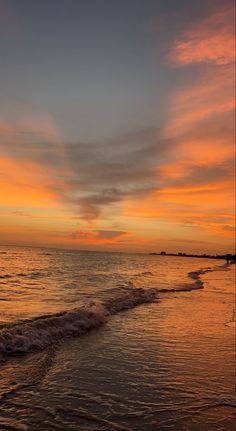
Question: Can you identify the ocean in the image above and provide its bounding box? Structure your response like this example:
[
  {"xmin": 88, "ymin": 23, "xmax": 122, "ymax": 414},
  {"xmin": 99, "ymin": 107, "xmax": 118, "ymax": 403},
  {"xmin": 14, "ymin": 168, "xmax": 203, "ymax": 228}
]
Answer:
[{"xmin": 0, "ymin": 246, "xmax": 235, "ymax": 431}]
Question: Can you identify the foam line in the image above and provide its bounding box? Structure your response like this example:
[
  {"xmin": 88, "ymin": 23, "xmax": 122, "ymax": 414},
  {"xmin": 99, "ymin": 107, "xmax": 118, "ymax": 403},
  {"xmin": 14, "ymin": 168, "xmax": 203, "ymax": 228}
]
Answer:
[{"xmin": 0, "ymin": 288, "xmax": 156, "ymax": 360}]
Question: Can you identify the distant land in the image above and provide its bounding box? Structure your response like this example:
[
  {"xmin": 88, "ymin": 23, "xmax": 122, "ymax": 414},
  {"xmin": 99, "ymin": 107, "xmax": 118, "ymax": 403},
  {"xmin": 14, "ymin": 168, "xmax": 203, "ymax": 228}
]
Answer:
[{"xmin": 149, "ymin": 252, "xmax": 236, "ymax": 263}]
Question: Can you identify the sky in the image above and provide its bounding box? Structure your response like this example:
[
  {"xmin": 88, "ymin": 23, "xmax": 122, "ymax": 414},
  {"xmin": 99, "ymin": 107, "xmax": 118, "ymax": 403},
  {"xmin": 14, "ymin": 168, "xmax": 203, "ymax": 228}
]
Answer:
[{"xmin": 0, "ymin": 0, "xmax": 235, "ymax": 253}]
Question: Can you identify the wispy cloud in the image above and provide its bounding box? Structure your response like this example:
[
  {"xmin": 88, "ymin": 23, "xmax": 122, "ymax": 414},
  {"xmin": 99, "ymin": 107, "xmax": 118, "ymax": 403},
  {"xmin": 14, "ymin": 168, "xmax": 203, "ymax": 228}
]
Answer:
[
  {"xmin": 124, "ymin": 3, "xmax": 235, "ymax": 247},
  {"xmin": 169, "ymin": 5, "xmax": 235, "ymax": 66},
  {"xmin": 0, "ymin": 124, "xmax": 169, "ymax": 220},
  {"xmin": 67, "ymin": 229, "xmax": 128, "ymax": 246}
]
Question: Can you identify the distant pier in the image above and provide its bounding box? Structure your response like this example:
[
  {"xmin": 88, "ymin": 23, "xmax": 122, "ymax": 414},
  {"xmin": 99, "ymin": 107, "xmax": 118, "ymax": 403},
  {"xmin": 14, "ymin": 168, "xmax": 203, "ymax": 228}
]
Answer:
[{"xmin": 149, "ymin": 251, "xmax": 236, "ymax": 263}]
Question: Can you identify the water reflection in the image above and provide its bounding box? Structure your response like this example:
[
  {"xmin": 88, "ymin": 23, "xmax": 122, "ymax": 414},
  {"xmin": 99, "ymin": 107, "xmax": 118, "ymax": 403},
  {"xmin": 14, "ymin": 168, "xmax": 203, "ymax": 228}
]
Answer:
[{"xmin": 0, "ymin": 246, "xmax": 235, "ymax": 430}]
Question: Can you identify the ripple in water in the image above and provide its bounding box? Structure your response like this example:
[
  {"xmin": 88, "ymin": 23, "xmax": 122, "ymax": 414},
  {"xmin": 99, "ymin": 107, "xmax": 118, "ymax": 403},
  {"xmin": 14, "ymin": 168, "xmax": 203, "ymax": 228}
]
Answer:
[{"xmin": 0, "ymin": 246, "xmax": 235, "ymax": 430}]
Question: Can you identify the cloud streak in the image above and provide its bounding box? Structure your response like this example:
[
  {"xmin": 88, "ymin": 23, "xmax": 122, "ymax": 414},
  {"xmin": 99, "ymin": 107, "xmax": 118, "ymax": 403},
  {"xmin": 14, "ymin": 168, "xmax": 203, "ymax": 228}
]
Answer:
[
  {"xmin": 170, "ymin": 5, "xmax": 235, "ymax": 66},
  {"xmin": 124, "ymin": 2, "xmax": 235, "ymax": 247},
  {"xmin": 0, "ymin": 124, "xmax": 169, "ymax": 221}
]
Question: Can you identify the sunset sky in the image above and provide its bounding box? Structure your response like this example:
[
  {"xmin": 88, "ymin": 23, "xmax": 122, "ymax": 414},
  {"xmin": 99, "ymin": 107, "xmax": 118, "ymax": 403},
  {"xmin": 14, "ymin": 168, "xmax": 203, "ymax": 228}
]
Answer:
[{"xmin": 0, "ymin": 0, "xmax": 235, "ymax": 253}]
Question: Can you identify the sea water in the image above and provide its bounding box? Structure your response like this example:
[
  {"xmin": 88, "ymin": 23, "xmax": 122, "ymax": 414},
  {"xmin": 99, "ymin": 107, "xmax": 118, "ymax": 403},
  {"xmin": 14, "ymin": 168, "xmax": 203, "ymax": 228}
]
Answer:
[{"xmin": 0, "ymin": 246, "xmax": 235, "ymax": 430}]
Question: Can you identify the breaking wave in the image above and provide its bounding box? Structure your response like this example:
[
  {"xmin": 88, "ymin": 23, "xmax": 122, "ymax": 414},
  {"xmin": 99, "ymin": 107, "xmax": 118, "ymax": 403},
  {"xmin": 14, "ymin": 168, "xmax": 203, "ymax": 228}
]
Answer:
[
  {"xmin": 132, "ymin": 271, "xmax": 154, "ymax": 277},
  {"xmin": 0, "ymin": 416, "xmax": 28, "ymax": 431},
  {"xmin": 0, "ymin": 265, "xmax": 225, "ymax": 361},
  {"xmin": 0, "ymin": 288, "xmax": 156, "ymax": 361},
  {"xmin": 153, "ymin": 268, "xmax": 212, "ymax": 293},
  {"xmin": 106, "ymin": 288, "xmax": 157, "ymax": 314}
]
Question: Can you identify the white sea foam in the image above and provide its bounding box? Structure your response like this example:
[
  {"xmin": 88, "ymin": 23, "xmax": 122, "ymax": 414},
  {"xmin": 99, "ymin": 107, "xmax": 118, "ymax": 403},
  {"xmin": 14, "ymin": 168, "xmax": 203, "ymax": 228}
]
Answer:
[
  {"xmin": 0, "ymin": 265, "xmax": 229, "ymax": 360},
  {"xmin": 0, "ymin": 288, "xmax": 156, "ymax": 360},
  {"xmin": 106, "ymin": 287, "xmax": 157, "ymax": 314},
  {"xmin": 0, "ymin": 303, "xmax": 107, "ymax": 360}
]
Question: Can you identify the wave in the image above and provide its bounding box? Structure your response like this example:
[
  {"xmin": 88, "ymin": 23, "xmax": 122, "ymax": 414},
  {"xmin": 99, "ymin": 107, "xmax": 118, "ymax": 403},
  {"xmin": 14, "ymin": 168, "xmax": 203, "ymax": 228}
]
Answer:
[
  {"xmin": 132, "ymin": 271, "xmax": 154, "ymax": 277},
  {"xmin": 155, "ymin": 267, "xmax": 220, "ymax": 293},
  {"xmin": 0, "ymin": 272, "xmax": 47, "ymax": 280},
  {"xmin": 156, "ymin": 283, "xmax": 203, "ymax": 293},
  {"xmin": 0, "ymin": 264, "xmax": 228, "ymax": 361},
  {"xmin": 0, "ymin": 273, "xmax": 31, "ymax": 279},
  {"xmin": 0, "ymin": 288, "xmax": 156, "ymax": 361},
  {"xmin": 188, "ymin": 268, "xmax": 212, "ymax": 280},
  {"xmin": 0, "ymin": 416, "xmax": 28, "ymax": 431},
  {"xmin": 106, "ymin": 288, "xmax": 156, "ymax": 314},
  {"xmin": 225, "ymin": 309, "xmax": 236, "ymax": 328},
  {"xmin": 27, "ymin": 271, "xmax": 45, "ymax": 279},
  {"xmin": 40, "ymin": 252, "xmax": 53, "ymax": 255}
]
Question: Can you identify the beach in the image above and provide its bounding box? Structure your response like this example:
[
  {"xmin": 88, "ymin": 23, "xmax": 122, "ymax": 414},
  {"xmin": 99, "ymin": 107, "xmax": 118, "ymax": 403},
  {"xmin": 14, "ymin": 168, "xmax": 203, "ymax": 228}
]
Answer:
[{"xmin": 0, "ymin": 246, "xmax": 235, "ymax": 430}]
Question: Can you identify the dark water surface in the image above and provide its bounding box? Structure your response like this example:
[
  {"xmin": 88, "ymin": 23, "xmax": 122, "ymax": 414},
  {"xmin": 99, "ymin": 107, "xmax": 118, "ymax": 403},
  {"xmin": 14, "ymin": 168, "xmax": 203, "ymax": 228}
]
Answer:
[{"xmin": 0, "ymin": 246, "xmax": 235, "ymax": 430}]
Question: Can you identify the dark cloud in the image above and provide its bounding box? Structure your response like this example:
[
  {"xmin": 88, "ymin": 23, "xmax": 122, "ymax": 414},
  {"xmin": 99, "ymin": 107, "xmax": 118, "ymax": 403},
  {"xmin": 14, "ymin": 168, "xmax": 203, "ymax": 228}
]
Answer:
[
  {"xmin": 68, "ymin": 231, "xmax": 90, "ymax": 240},
  {"xmin": 222, "ymin": 225, "xmax": 235, "ymax": 232},
  {"xmin": 67, "ymin": 229, "xmax": 127, "ymax": 241},
  {"xmin": 165, "ymin": 160, "xmax": 234, "ymax": 189},
  {"xmin": 64, "ymin": 127, "xmax": 165, "ymax": 218},
  {"xmin": 0, "ymin": 126, "xmax": 169, "ymax": 219},
  {"xmin": 12, "ymin": 210, "xmax": 34, "ymax": 218},
  {"xmin": 94, "ymin": 230, "xmax": 127, "ymax": 240},
  {"xmin": 0, "ymin": 120, "xmax": 234, "ymax": 222}
]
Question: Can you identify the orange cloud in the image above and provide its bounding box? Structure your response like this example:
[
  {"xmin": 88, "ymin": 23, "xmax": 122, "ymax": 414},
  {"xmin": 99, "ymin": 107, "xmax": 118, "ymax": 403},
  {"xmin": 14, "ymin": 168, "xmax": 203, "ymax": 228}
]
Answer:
[
  {"xmin": 0, "ymin": 156, "xmax": 61, "ymax": 207},
  {"xmin": 170, "ymin": 6, "xmax": 235, "ymax": 66},
  {"xmin": 66, "ymin": 229, "xmax": 129, "ymax": 246},
  {"xmin": 164, "ymin": 65, "xmax": 235, "ymax": 140},
  {"xmin": 166, "ymin": 4, "xmax": 235, "ymax": 145},
  {"xmin": 151, "ymin": 3, "xmax": 235, "ymax": 244}
]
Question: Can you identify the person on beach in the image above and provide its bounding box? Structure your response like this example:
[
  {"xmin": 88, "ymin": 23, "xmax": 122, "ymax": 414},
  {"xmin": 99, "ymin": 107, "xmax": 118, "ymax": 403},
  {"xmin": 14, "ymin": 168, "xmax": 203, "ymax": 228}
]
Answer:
[{"xmin": 225, "ymin": 254, "xmax": 232, "ymax": 264}]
